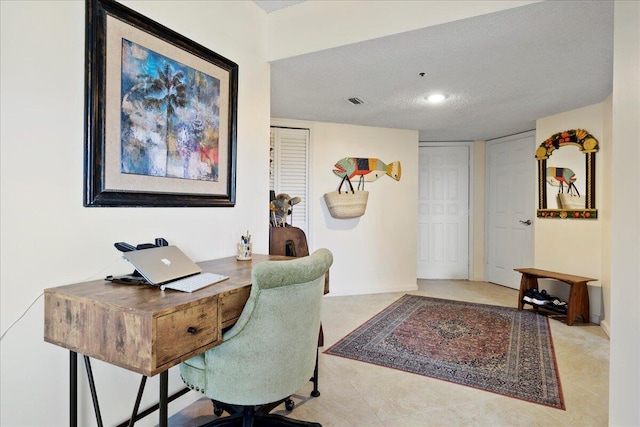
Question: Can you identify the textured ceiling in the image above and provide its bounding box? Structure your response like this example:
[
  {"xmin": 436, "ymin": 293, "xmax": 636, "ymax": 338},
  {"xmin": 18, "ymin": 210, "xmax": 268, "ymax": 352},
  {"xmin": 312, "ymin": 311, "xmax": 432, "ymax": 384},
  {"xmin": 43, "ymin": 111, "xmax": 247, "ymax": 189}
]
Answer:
[{"xmin": 266, "ymin": 1, "xmax": 613, "ymax": 141}]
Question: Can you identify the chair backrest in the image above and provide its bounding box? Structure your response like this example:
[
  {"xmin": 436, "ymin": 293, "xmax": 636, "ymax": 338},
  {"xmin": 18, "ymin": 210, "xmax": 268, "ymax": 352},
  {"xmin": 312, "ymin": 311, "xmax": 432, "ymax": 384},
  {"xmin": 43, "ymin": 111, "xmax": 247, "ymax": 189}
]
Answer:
[
  {"xmin": 269, "ymin": 226, "xmax": 309, "ymax": 257},
  {"xmin": 201, "ymin": 248, "xmax": 333, "ymax": 406}
]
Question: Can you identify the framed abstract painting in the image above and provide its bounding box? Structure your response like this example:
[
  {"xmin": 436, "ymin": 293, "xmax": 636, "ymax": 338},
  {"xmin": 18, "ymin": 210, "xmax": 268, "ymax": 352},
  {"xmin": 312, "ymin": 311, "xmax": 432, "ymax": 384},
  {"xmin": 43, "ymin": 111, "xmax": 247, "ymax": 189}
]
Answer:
[{"xmin": 84, "ymin": 0, "xmax": 238, "ymax": 207}]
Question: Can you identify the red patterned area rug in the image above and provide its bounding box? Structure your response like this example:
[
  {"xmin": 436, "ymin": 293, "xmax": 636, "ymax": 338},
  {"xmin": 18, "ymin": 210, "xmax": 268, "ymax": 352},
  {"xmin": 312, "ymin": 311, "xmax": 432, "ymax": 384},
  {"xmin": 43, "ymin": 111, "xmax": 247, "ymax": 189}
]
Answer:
[{"xmin": 325, "ymin": 295, "xmax": 565, "ymax": 409}]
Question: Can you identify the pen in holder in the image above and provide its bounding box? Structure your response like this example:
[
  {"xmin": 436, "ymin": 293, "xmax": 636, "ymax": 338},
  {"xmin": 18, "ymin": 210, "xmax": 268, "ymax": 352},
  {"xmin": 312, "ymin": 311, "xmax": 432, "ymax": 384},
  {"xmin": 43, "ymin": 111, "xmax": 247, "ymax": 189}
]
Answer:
[{"xmin": 237, "ymin": 230, "xmax": 252, "ymax": 260}]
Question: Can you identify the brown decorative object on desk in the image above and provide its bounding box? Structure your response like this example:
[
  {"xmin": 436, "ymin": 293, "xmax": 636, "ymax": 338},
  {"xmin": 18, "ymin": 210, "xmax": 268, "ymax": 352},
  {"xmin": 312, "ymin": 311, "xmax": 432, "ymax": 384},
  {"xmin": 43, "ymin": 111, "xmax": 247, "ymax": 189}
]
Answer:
[{"xmin": 269, "ymin": 226, "xmax": 329, "ymax": 296}]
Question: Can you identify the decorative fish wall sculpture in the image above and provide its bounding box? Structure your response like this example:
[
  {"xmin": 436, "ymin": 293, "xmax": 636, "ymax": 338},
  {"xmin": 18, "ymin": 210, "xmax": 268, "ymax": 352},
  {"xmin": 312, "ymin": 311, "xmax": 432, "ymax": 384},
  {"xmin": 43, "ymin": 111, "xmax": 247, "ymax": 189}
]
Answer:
[
  {"xmin": 333, "ymin": 157, "xmax": 401, "ymax": 182},
  {"xmin": 546, "ymin": 167, "xmax": 579, "ymax": 195}
]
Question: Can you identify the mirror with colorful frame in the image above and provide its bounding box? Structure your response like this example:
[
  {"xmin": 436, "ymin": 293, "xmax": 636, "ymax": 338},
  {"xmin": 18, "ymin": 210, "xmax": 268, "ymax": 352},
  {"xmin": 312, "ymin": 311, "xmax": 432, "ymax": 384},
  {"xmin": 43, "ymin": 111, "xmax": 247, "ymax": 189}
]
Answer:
[{"xmin": 536, "ymin": 129, "xmax": 599, "ymax": 219}]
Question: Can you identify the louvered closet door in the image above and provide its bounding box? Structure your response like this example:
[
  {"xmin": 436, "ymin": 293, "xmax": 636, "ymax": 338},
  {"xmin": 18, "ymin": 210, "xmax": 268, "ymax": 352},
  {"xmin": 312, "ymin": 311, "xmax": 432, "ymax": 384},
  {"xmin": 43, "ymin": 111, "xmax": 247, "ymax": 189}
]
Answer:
[{"xmin": 270, "ymin": 127, "xmax": 310, "ymax": 236}]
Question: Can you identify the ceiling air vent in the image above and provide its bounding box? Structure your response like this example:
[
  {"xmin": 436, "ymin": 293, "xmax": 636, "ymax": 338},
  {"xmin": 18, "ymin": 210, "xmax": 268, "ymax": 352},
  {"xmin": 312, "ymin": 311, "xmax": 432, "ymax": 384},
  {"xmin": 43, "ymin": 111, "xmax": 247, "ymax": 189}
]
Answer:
[{"xmin": 347, "ymin": 97, "xmax": 365, "ymax": 105}]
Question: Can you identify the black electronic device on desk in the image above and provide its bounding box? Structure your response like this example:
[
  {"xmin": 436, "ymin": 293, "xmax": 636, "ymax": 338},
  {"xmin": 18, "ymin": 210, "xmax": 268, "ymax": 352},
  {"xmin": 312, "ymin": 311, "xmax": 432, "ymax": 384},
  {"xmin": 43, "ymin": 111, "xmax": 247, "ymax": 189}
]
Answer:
[{"xmin": 105, "ymin": 237, "xmax": 169, "ymax": 285}]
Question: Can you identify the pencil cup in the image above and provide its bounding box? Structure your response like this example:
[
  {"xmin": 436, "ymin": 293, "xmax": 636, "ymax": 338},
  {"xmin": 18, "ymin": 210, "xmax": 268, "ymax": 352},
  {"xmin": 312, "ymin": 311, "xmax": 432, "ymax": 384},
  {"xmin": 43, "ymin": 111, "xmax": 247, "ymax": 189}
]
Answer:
[{"xmin": 237, "ymin": 243, "xmax": 252, "ymax": 260}]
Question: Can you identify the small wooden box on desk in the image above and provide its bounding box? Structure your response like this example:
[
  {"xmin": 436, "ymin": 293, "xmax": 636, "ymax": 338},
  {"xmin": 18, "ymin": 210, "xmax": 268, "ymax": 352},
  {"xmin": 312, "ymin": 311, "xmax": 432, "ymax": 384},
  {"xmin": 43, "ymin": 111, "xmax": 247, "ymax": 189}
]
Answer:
[{"xmin": 515, "ymin": 268, "xmax": 596, "ymax": 326}]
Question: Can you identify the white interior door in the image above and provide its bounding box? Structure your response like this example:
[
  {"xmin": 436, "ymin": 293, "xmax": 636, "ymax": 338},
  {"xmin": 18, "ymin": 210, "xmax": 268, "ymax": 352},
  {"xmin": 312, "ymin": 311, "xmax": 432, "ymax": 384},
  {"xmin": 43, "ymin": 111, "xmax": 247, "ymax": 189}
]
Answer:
[
  {"xmin": 417, "ymin": 145, "xmax": 469, "ymax": 279},
  {"xmin": 485, "ymin": 132, "xmax": 535, "ymax": 288}
]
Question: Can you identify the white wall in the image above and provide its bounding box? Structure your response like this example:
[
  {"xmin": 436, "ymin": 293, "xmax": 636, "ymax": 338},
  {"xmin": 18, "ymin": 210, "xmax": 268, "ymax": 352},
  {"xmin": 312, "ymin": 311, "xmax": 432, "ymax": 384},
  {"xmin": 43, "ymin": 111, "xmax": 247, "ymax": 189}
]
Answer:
[
  {"xmin": 609, "ymin": 1, "xmax": 640, "ymax": 424},
  {"xmin": 601, "ymin": 94, "xmax": 613, "ymax": 334},
  {"xmin": 0, "ymin": 1, "xmax": 270, "ymax": 426},
  {"xmin": 272, "ymin": 119, "xmax": 419, "ymax": 296},
  {"xmin": 534, "ymin": 103, "xmax": 606, "ymax": 324}
]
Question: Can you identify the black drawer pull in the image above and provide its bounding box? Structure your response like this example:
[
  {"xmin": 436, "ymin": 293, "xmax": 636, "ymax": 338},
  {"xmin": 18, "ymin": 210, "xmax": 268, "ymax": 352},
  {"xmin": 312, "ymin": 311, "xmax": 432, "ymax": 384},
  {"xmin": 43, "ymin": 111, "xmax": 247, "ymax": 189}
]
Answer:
[{"xmin": 187, "ymin": 327, "xmax": 197, "ymax": 334}]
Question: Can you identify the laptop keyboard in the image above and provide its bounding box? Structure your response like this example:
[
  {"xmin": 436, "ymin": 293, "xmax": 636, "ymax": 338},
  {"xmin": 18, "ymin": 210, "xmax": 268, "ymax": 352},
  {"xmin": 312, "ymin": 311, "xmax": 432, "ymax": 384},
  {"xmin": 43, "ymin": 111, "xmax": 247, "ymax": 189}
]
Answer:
[{"xmin": 160, "ymin": 272, "xmax": 229, "ymax": 292}]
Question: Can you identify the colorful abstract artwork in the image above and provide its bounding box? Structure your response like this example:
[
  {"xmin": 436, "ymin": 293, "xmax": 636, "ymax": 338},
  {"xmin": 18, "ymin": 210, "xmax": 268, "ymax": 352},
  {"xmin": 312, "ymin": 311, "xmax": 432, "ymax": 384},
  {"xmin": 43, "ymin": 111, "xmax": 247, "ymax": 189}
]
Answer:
[
  {"xmin": 120, "ymin": 39, "xmax": 221, "ymax": 181},
  {"xmin": 84, "ymin": 0, "xmax": 237, "ymax": 207}
]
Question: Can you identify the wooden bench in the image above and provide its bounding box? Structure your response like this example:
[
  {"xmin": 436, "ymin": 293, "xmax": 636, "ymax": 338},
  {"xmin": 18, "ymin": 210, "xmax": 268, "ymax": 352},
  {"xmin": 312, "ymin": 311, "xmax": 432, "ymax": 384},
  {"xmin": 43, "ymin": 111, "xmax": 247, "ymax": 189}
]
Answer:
[{"xmin": 515, "ymin": 268, "xmax": 597, "ymax": 326}]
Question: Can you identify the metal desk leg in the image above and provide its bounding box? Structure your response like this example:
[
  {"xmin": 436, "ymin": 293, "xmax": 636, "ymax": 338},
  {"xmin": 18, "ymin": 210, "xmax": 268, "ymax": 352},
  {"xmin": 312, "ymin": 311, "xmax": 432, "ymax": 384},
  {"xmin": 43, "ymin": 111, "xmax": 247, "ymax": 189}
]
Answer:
[
  {"xmin": 128, "ymin": 376, "xmax": 147, "ymax": 427},
  {"xmin": 70, "ymin": 352, "xmax": 173, "ymax": 427},
  {"xmin": 84, "ymin": 356, "xmax": 104, "ymax": 427},
  {"xmin": 159, "ymin": 371, "xmax": 168, "ymax": 427},
  {"xmin": 70, "ymin": 351, "xmax": 77, "ymax": 427}
]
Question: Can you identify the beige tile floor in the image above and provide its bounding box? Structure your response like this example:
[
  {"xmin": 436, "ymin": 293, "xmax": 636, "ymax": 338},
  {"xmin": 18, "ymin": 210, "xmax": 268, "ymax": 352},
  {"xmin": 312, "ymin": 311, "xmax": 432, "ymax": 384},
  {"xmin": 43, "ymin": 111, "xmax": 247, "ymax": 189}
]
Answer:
[{"xmin": 168, "ymin": 280, "xmax": 610, "ymax": 426}]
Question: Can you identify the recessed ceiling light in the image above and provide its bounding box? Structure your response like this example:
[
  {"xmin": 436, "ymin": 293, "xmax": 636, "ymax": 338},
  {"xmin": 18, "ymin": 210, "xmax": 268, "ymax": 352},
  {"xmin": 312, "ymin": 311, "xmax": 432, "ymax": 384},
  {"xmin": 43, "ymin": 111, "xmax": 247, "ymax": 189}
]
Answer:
[{"xmin": 427, "ymin": 94, "xmax": 446, "ymax": 103}]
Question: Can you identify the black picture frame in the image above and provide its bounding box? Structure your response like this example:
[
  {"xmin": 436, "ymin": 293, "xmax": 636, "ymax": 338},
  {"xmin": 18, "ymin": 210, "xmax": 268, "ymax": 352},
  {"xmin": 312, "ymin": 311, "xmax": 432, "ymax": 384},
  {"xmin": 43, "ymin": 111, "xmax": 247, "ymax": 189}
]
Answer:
[{"xmin": 84, "ymin": 0, "xmax": 238, "ymax": 207}]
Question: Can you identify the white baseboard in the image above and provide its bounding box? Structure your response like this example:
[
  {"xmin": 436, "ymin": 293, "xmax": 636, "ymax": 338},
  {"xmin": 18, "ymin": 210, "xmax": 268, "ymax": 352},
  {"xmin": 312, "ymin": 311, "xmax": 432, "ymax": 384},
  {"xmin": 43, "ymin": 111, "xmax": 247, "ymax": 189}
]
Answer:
[
  {"xmin": 600, "ymin": 319, "xmax": 611, "ymax": 338},
  {"xmin": 326, "ymin": 284, "xmax": 418, "ymax": 297}
]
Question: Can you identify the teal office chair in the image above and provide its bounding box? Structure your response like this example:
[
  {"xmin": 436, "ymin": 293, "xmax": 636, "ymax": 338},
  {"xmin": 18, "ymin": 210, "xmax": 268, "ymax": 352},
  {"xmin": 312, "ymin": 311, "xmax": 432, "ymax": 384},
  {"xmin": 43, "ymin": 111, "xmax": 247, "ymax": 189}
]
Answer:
[
  {"xmin": 269, "ymin": 226, "xmax": 327, "ymax": 397},
  {"xmin": 180, "ymin": 249, "xmax": 333, "ymax": 427}
]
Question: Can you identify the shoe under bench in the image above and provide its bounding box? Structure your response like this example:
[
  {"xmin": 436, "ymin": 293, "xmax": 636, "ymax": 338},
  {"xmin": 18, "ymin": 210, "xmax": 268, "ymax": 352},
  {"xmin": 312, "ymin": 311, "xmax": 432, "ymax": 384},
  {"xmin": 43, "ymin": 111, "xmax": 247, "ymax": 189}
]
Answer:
[{"xmin": 515, "ymin": 268, "xmax": 597, "ymax": 326}]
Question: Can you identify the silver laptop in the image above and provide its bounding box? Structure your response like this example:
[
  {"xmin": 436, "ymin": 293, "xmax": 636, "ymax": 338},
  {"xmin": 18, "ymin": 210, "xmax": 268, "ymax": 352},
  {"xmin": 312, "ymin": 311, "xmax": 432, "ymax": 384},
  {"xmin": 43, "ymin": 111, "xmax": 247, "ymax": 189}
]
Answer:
[{"xmin": 123, "ymin": 245, "xmax": 202, "ymax": 285}]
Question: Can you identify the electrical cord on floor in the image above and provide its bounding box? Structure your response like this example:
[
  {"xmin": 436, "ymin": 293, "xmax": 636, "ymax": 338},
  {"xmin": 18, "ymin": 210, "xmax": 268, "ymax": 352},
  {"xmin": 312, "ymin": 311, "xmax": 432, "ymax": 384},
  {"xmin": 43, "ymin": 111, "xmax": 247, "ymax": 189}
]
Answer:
[{"xmin": 0, "ymin": 256, "xmax": 123, "ymax": 341}]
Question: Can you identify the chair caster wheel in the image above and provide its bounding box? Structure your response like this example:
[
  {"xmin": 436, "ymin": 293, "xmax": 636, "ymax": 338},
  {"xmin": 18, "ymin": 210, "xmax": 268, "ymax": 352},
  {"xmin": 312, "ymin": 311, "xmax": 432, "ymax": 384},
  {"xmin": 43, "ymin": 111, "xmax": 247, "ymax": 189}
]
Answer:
[
  {"xmin": 310, "ymin": 390, "xmax": 320, "ymax": 397},
  {"xmin": 285, "ymin": 398, "xmax": 295, "ymax": 411}
]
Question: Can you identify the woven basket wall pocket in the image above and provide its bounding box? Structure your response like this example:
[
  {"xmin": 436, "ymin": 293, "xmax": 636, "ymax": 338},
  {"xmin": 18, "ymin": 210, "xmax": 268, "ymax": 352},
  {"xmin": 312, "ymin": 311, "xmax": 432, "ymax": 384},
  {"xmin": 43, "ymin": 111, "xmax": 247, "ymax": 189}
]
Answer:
[{"xmin": 323, "ymin": 175, "xmax": 369, "ymax": 219}]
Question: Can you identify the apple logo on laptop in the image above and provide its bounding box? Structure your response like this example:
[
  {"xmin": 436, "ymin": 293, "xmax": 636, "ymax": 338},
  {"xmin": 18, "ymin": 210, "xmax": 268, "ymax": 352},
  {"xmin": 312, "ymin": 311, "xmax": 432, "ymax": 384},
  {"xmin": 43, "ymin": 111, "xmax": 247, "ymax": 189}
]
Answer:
[{"xmin": 161, "ymin": 258, "xmax": 171, "ymax": 266}]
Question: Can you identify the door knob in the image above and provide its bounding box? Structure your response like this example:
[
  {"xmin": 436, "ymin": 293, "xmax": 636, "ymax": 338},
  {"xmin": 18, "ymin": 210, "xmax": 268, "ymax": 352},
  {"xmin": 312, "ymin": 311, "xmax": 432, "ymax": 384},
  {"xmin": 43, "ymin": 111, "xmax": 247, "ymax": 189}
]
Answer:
[{"xmin": 519, "ymin": 219, "xmax": 532, "ymax": 226}]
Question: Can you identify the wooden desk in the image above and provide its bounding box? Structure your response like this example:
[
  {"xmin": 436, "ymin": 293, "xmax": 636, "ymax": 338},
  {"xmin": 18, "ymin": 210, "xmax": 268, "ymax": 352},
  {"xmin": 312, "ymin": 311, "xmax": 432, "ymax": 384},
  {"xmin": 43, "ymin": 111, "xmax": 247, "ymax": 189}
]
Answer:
[
  {"xmin": 515, "ymin": 268, "xmax": 596, "ymax": 326},
  {"xmin": 44, "ymin": 254, "xmax": 289, "ymax": 427}
]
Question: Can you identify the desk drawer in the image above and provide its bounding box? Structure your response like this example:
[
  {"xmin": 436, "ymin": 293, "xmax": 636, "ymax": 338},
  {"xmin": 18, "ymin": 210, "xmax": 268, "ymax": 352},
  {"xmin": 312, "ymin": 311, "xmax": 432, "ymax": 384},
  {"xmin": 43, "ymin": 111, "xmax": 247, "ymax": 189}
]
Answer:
[
  {"xmin": 220, "ymin": 287, "xmax": 251, "ymax": 329},
  {"xmin": 156, "ymin": 300, "xmax": 220, "ymax": 367}
]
